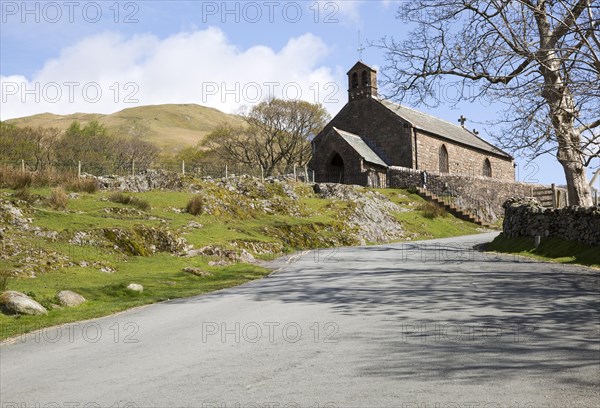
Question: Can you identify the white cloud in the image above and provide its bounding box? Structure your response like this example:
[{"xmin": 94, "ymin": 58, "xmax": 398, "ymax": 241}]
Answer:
[{"xmin": 0, "ymin": 28, "xmax": 346, "ymax": 120}]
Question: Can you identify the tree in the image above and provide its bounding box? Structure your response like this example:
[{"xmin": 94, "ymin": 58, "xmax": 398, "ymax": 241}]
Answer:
[
  {"xmin": 202, "ymin": 98, "xmax": 330, "ymax": 175},
  {"xmin": 378, "ymin": 0, "xmax": 599, "ymax": 206},
  {"xmin": 0, "ymin": 123, "xmax": 60, "ymax": 170},
  {"xmin": 55, "ymin": 121, "xmax": 116, "ymax": 174}
]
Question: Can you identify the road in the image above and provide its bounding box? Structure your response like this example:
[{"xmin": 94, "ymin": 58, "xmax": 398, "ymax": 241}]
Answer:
[{"xmin": 1, "ymin": 232, "xmax": 599, "ymax": 408}]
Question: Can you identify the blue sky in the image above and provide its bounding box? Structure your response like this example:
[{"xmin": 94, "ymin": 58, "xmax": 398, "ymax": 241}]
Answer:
[{"xmin": 1, "ymin": 0, "xmax": 597, "ymax": 186}]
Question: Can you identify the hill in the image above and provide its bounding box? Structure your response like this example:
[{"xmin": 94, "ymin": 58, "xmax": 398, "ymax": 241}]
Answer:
[{"xmin": 5, "ymin": 104, "xmax": 244, "ymax": 155}]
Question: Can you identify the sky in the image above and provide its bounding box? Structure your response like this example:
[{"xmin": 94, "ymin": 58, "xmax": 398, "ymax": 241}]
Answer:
[{"xmin": 1, "ymin": 0, "xmax": 598, "ymax": 186}]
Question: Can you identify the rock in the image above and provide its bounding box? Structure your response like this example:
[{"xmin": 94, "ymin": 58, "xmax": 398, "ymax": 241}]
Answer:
[
  {"xmin": 183, "ymin": 267, "xmax": 212, "ymax": 277},
  {"xmin": 183, "ymin": 246, "xmax": 256, "ymax": 264},
  {"xmin": 186, "ymin": 221, "xmax": 204, "ymax": 229},
  {"xmin": 57, "ymin": 290, "xmax": 86, "ymax": 307},
  {"xmin": 313, "ymin": 183, "xmax": 405, "ymax": 243},
  {"xmin": 126, "ymin": 283, "xmax": 143, "ymax": 292},
  {"xmin": 0, "ymin": 201, "xmax": 30, "ymax": 229},
  {"xmin": 94, "ymin": 170, "xmax": 185, "ymax": 192},
  {"xmin": 0, "ymin": 291, "xmax": 48, "ymax": 315}
]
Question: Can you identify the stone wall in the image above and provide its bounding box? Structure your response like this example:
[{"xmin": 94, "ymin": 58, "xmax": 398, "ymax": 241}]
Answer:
[
  {"xmin": 388, "ymin": 166, "xmax": 565, "ymax": 222},
  {"xmin": 502, "ymin": 197, "xmax": 600, "ymax": 246},
  {"xmin": 311, "ymin": 128, "xmax": 366, "ymax": 185},
  {"xmin": 311, "ymin": 98, "xmax": 414, "ymax": 168},
  {"xmin": 415, "ymin": 130, "xmax": 515, "ymax": 181}
]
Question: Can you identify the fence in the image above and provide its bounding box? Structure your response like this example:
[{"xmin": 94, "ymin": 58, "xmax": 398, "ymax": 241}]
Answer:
[{"xmin": 0, "ymin": 160, "xmax": 316, "ymax": 184}]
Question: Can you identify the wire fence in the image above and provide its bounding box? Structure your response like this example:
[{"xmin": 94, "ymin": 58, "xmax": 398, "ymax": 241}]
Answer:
[{"xmin": 0, "ymin": 160, "xmax": 316, "ymax": 183}]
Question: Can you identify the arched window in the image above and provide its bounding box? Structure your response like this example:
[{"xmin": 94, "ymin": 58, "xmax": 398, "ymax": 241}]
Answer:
[
  {"xmin": 361, "ymin": 70, "xmax": 369, "ymax": 87},
  {"xmin": 351, "ymin": 73, "xmax": 359, "ymax": 89},
  {"xmin": 483, "ymin": 158, "xmax": 492, "ymax": 177},
  {"xmin": 439, "ymin": 145, "xmax": 449, "ymax": 173}
]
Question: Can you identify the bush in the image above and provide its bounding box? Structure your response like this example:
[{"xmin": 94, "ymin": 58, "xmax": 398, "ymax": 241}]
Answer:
[
  {"xmin": 10, "ymin": 172, "xmax": 33, "ymax": 189},
  {"xmin": 186, "ymin": 195, "xmax": 204, "ymax": 216},
  {"xmin": 66, "ymin": 178, "xmax": 99, "ymax": 193},
  {"xmin": 12, "ymin": 187, "xmax": 36, "ymax": 204},
  {"xmin": 418, "ymin": 201, "xmax": 448, "ymax": 219},
  {"xmin": 48, "ymin": 187, "xmax": 68, "ymax": 211},
  {"xmin": 108, "ymin": 192, "xmax": 151, "ymax": 211},
  {"xmin": 0, "ymin": 269, "xmax": 11, "ymax": 291}
]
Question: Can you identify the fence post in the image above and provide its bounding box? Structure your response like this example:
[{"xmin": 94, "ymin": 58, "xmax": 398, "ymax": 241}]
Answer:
[
  {"xmin": 261, "ymin": 166, "xmax": 264, "ymax": 181},
  {"xmin": 182, "ymin": 160, "xmax": 185, "ymax": 176},
  {"xmin": 304, "ymin": 165, "xmax": 308, "ymax": 183},
  {"xmin": 551, "ymin": 183, "xmax": 557, "ymax": 208},
  {"xmin": 21, "ymin": 159, "xmax": 25, "ymax": 174},
  {"xmin": 78, "ymin": 161, "xmax": 81, "ymax": 178},
  {"xmin": 293, "ymin": 165, "xmax": 297, "ymax": 181},
  {"xmin": 132, "ymin": 160, "xmax": 135, "ymax": 177},
  {"xmin": 225, "ymin": 165, "xmax": 228, "ymax": 180}
]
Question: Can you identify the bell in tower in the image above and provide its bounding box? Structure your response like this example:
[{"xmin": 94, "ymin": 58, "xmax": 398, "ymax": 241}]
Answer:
[{"xmin": 347, "ymin": 61, "xmax": 378, "ymax": 102}]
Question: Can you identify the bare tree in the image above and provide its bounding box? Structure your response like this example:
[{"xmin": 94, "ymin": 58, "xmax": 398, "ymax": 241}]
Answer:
[
  {"xmin": 377, "ymin": 0, "xmax": 599, "ymax": 205},
  {"xmin": 202, "ymin": 98, "xmax": 329, "ymax": 175}
]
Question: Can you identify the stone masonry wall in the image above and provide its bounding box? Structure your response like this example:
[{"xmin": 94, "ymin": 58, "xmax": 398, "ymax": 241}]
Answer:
[
  {"xmin": 389, "ymin": 167, "xmax": 564, "ymax": 222},
  {"xmin": 311, "ymin": 128, "xmax": 367, "ymax": 185},
  {"xmin": 315, "ymin": 98, "xmax": 414, "ymax": 168},
  {"xmin": 415, "ymin": 130, "xmax": 515, "ymax": 181},
  {"xmin": 502, "ymin": 197, "xmax": 600, "ymax": 246}
]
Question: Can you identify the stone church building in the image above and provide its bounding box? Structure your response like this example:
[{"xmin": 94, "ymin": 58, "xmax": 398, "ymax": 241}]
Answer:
[{"xmin": 309, "ymin": 61, "xmax": 515, "ymax": 186}]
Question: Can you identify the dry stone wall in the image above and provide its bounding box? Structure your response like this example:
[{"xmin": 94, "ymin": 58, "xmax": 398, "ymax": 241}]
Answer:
[
  {"xmin": 388, "ymin": 166, "xmax": 565, "ymax": 223},
  {"xmin": 502, "ymin": 197, "xmax": 600, "ymax": 246}
]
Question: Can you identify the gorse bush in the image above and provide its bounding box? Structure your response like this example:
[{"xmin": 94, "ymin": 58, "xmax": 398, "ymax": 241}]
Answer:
[
  {"xmin": 108, "ymin": 192, "xmax": 151, "ymax": 211},
  {"xmin": 418, "ymin": 201, "xmax": 448, "ymax": 219},
  {"xmin": 186, "ymin": 195, "xmax": 204, "ymax": 216},
  {"xmin": 48, "ymin": 187, "xmax": 68, "ymax": 211}
]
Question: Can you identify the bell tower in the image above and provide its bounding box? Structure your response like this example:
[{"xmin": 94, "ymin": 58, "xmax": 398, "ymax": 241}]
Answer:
[{"xmin": 347, "ymin": 61, "xmax": 378, "ymax": 102}]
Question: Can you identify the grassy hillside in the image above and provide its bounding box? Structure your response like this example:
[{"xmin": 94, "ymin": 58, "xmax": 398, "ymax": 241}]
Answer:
[
  {"xmin": 5, "ymin": 104, "xmax": 244, "ymax": 154},
  {"xmin": 0, "ymin": 179, "xmax": 486, "ymax": 341}
]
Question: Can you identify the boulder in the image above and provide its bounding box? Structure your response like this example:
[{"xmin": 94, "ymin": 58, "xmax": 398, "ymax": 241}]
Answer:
[
  {"xmin": 0, "ymin": 291, "xmax": 47, "ymax": 315},
  {"xmin": 126, "ymin": 283, "xmax": 143, "ymax": 292},
  {"xmin": 57, "ymin": 290, "xmax": 86, "ymax": 307},
  {"xmin": 183, "ymin": 267, "xmax": 212, "ymax": 277}
]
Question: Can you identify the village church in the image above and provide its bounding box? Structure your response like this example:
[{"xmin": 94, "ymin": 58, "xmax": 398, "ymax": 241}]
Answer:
[{"xmin": 309, "ymin": 61, "xmax": 515, "ymax": 186}]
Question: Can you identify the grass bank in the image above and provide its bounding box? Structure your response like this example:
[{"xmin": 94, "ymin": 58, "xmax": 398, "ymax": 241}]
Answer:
[
  {"xmin": 1, "ymin": 183, "xmax": 487, "ymax": 341},
  {"xmin": 486, "ymin": 233, "xmax": 600, "ymax": 268}
]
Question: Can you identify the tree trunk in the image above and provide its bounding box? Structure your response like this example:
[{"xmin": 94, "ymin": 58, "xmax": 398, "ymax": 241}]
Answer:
[{"xmin": 559, "ymin": 157, "xmax": 593, "ymax": 206}]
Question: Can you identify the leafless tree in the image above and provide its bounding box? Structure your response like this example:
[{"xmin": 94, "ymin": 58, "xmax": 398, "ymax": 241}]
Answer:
[
  {"xmin": 203, "ymin": 98, "xmax": 329, "ymax": 175},
  {"xmin": 377, "ymin": 0, "xmax": 599, "ymax": 205}
]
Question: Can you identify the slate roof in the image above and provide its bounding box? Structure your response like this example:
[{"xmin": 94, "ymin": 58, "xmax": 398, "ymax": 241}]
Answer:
[
  {"xmin": 380, "ymin": 100, "xmax": 512, "ymax": 159},
  {"xmin": 333, "ymin": 127, "xmax": 388, "ymax": 167}
]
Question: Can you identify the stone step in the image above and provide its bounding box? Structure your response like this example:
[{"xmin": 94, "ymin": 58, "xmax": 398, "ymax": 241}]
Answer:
[{"xmin": 415, "ymin": 187, "xmax": 491, "ymax": 228}]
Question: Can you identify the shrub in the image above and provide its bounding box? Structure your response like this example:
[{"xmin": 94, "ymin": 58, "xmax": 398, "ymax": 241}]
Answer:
[
  {"xmin": 186, "ymin": 195, "xmax": 204, "ymax": 216},
  {"xmin": 108, "ymin": 192, "xmax": 151, "ymax": 211},
  {"xmin": 13, "ymin": 187, "xmax": 36, "ymax": 204},
  {"xmin": 67, "ymin": 178, "xmax": 99, "ymax": 193},
  {"xmin": 418, "ymin": 201, "xmax": 448, "ymax": 219},
  {"xmin": 48, "ymin": 187, "xmax": 68, "ymax": 210},
  {"xmin": 0, "ymin": 269, "xmax": 11, "ymax": 291},
  {"xmin": 10, "ymin": 172, "xmax": 33, "ymax": 189}
]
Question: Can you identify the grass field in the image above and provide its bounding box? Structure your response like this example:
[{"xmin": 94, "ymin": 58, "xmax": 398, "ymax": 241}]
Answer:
[
  {"xmin": 5, "ymin": 104, "xmax": 245, "ymax": 155},
  {"xmin": 1, "ymin": 183, "xmax": 486, "ymax": 340}
]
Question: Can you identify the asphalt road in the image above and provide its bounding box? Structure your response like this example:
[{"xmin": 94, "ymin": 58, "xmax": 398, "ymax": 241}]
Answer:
[{"xmin": 1, "ymin": 232, "xmax": 599, "ymax": 408}]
